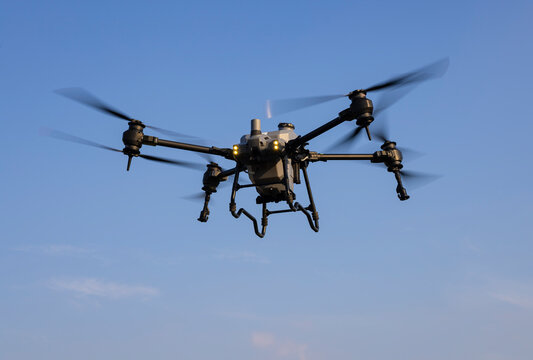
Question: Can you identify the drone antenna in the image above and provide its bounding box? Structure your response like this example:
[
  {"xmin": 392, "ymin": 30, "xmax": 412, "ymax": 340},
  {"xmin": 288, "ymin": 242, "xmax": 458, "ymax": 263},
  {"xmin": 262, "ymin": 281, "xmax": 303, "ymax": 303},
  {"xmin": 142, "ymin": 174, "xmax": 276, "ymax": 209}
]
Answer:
[{"xmin": 251, "ymin": 118, "xmax": 261, "ymax": 135}]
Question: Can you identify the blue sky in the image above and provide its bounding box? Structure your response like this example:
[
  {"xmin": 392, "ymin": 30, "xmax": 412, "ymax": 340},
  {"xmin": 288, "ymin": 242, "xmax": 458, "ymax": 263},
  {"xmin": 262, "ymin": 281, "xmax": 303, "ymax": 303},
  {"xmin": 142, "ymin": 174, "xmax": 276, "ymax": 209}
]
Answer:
[{"xmin": 2, "ymin": 0, "xmax": 533, "ymax": 359}]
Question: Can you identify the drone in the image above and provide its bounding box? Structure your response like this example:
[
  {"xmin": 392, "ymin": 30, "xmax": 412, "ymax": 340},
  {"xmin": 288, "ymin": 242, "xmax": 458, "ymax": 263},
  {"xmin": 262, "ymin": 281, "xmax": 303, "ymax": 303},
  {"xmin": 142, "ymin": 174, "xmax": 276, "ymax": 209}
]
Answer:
[{"xmin": 49, "ymin": 59, "xmax": 448, "ymax": 237}]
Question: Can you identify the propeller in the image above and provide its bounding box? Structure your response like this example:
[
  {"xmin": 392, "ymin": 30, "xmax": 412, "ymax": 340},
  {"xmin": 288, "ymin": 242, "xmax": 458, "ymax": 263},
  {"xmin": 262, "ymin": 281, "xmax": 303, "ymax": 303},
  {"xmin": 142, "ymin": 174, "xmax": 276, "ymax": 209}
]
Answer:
[
  {"xmin": 326, "ymin": 107, "xmax": 421, "ymax": 158},
  {"xmin": 397, "ymin": 169, "xmax": 441, "ymax": 190},
  {"xmin": 181, "ymin": 179, "xmax": 233, "ymax": 203},
  {"xmin": 370, "ymin": 118, "xmax": 440, "ymax": 191},
  {"xmin": 182, "ymin": 192, "xmax": 208, "ymax": 201},
  {"xmin": 266, "ymin": 95, "xmax": 345, "ymax": 119},
  {"xmin": 265, "ymin": 58, "xmax": 449, "ymax": 118},
  {"xmin": 327, "ymin": 74, "xmax": 440, "ymax": 153},
  {"xmin": 55, "ymin": 88, "xmax": 199, "ymax": 140},
  {"xmin": 181, "ymin": 160, "xmax": 235, "ymax": 202},
  {"xmin": 42, "ymin": 128, "xmax": 205, "ymax": 171}
]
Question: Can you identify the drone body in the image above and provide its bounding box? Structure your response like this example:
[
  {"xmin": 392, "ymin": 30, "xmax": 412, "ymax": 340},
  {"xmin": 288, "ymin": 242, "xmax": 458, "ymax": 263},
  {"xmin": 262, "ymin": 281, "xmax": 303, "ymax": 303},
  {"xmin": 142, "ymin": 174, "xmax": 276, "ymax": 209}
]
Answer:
[
  {"xmin": 236, "ymin": 120, "xmax": 298, "ymax": 202},
  {"xmin": 50, "ymin": 59, "xmax": 448, "ymax": 237}
]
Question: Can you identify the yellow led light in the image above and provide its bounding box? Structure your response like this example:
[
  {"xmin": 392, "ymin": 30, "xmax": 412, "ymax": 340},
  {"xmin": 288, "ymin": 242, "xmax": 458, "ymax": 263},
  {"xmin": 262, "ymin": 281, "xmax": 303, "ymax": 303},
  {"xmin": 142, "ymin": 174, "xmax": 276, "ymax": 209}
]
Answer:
[
  {"xmin": 273, "ymin": 140, "xmax": 279, "ymax": 145},
  {"xmin": 233, "ymin": 150, "xmax": 238, "ymax": 155},
  {"xmin": 233, "ymin": 145, "xmax": 239, "ymax": 150},
  {"xmin": 274, "ymin": 145, "xmax": 279, "ymax": 150}
]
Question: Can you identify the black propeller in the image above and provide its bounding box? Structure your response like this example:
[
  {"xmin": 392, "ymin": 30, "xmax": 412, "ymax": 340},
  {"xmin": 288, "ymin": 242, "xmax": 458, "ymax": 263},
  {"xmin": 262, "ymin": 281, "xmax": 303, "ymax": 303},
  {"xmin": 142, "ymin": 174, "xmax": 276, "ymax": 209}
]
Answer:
[
  {"xmin": 326, "ymin": 107, "xmax": 418, "ymax": 155},
  {"xmin": 397, "ymin": 169, "xmax": 441, "ymax": 190},
  {"xmin": 265, "ymin": 58, "xmax": 449, "ymax": 118},
  {"xmin": 265, "ymin": 95, "xmax": 345, "ymax": 119},
  {"xmin": 42, "ymin": 128, "xmax": 205, "ymax": 171},
  {"xmin": 55, "ymin": 88, "xmax": 198, "ymax": 140},
  {"xmin": 370, "ymin": 118, "xmax": 440, "ymax": 190},
  {"xmin": 326, "ymin": 70, "xmax": 444, "ymax": 152},
  {"xmin": 182, "ymin": 179, "xmax": 233, "ymax": 203}
]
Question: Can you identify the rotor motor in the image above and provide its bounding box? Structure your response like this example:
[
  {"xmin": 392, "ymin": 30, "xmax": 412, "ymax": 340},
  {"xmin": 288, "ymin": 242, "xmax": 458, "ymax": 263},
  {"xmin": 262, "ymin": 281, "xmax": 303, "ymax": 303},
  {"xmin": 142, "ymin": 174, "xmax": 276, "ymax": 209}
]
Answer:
[
  {"xmin": 338, "ymin": 91, "xmax": 375, "ymax": 140},
  {"xmin": 372, "ymin": 141, "xmax": 409, "ymax": 201},
  {"xmin": 338, "ymin": 91, "xmax": 374, "ymax": 123},
  {"xmin": 122, "ymin": 121, "xmax": 145, "ymax": 170},
  {"xmin": 374, "ymin": 141, "xmax": 403, "ymax": 172},
  {"xmin": 202, "ymin": 163, "xmax": 223, "ymax": 193}
]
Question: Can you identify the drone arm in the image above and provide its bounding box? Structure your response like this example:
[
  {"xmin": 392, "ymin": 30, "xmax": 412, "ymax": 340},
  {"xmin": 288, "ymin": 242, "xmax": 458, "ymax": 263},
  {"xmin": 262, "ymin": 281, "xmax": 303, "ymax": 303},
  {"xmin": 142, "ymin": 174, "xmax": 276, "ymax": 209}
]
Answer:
[
  {"xmin": 218, "ymin": 167, "xmax": 238, "ymax": 178},
  {"xmin": 287, "ymin": 116, "xmax": 345, "ymax": 149},
  {"xmin": 309, "ymin": 152, "xmax": 374, "ymax": 162},
  {"xmin": 311, "ymin": 151, "xmax": 410, "ymax": 201},
  {"xmin": 287, "ymin": 95, "xmax": 373, "ymax": 149},
  {"xmin": 143, "ymin": 135, "xmax": 233, "ymax": 159}
]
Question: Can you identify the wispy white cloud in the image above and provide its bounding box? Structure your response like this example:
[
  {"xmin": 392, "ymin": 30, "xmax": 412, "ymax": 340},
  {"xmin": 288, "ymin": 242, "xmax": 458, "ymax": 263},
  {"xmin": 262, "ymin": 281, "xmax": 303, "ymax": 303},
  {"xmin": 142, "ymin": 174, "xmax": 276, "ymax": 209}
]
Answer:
[
  {"xmin": 48, "ymin": 278, "xmax": 159, "ymax": 300},
  {"xmin": 252, "ymin": 332, "xmax": 275, "ymax": 348},
  {"xmin": 277, "ymin": 341, "xmax": 308, "ymax": 360},
  {"xmin": 491, "ymin": 292, "xmax": 533, "ymax": 310},
  {"xmin": 213, "ymin": 250, "xmax": 270, "ymax": 264},
  {"xmin": 15, "ymin": 244, "xmax": 94, "ymax": 256},
  {"xmin": 220, "ymin": 311, "xmax": 263, "ymax": 321},
  {"xmin": 251, "ymin": 332, "xmax": 308, "ymax": 360}
]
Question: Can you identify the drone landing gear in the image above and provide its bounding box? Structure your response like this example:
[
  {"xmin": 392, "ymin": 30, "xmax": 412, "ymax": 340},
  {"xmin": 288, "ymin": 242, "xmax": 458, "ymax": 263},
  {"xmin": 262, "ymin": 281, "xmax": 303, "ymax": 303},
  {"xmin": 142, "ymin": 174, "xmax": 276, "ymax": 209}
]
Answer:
[{"xmin": 229, "ymin": 164, "xmax": 319, "ymax": 238}]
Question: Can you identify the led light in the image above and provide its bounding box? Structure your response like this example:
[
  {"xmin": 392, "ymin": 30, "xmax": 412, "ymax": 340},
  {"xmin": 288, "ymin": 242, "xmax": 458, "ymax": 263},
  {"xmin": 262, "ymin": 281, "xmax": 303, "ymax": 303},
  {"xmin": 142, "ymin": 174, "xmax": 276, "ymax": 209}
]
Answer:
[
  {"xmin": 273, "ymin": 140, "xmax": 279, "ymax": 145},
  {"xmin": 233, "ymin": 150, "xmax": 238, "ymax": 155},
  {"xmin": 274, "ymin": 145, "xmax": 279, "ymax": 150},
  {"xmin": 232, "ymin": 144, "xmax": 239, "ymax": 156}
]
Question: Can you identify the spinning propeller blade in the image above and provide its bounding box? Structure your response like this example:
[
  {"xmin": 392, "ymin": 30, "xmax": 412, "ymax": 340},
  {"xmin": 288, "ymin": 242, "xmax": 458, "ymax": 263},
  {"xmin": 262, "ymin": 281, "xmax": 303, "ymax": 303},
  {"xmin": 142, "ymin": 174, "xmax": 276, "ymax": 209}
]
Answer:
[
  {"xmin": 55, "ymin": 88, "xmax": 198, "ymax": 140},
  {"xmin": 361, "ymin": 58, "xmax": 449, "ymax": 93},
  {"xmin": 326, "ymin": 126, "xmax": 364, "ymax": 151},
  {"xmin": 330, "ymin": 58, "xmax": 449, "ymax": 152},
  {"xmin": 399, "ymin": 170, "xmax": 442, "ymax": 189},
  {"xmin": 42, "ymin": 128, "xmax": 123, "ymax": 153},
  {"xmin": 42, "ymin": 128, "xmax": 204, "ymax": 170},
  {"xmin": 182, "ymin": 192, "xmax": 208, "ymax": 201},
  {"xmin": 266, "ymin": 95, "xmax": 345, "ymax": 118},
  {"xmin": 137, "ymin": 153, "xmax": 205, "ymax": 170},
  {"xmin": 265, "ymin": 58, "xmax": 449, "ymax": 118}
]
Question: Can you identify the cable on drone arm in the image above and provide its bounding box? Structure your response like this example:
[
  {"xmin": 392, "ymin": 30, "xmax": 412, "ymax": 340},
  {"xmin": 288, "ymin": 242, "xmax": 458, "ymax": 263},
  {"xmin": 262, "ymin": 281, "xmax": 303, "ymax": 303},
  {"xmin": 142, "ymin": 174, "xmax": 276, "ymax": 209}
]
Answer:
[
  {"xmin": 143, "ymin": 135, "xmax": 233, "ymax": 160},
  {"xmin": 308, "ymin": 152, "xmax": 374, "ymax": 162}
]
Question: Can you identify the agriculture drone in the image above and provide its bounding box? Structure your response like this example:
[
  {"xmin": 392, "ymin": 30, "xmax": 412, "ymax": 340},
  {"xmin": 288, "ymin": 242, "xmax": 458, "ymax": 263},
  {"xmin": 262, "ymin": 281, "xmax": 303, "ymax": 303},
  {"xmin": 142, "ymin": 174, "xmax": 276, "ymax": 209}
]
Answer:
[{"xmin": 49, "ymin": 59, "xmax": 448, "ymax": 237}]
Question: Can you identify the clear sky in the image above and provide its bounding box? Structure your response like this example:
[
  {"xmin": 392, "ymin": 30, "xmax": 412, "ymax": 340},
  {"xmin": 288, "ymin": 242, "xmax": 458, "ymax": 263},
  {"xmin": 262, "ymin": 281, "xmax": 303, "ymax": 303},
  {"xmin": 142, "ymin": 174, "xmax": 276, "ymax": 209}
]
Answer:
[{"xmin": 2, "ymin": 0, "xmax": 533, "ymax": 359}]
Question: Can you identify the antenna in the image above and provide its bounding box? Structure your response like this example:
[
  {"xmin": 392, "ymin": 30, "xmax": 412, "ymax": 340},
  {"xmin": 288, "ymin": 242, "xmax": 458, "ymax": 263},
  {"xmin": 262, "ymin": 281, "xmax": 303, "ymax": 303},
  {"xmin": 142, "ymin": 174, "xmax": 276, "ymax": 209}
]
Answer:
[{"xmin": 251, "ymin": 118, "xmax": 261, "ymax": 135}]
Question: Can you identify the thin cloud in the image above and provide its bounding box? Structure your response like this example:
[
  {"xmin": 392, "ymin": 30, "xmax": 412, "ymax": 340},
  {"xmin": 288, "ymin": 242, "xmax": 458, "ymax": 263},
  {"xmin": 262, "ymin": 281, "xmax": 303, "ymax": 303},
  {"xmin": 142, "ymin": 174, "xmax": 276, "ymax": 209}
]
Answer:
[
  {"xmin": 15, "ymin": 244, "xmax": 94, "ymax": 256},
  {"xmin": 213, "ymin": 250, "xmax": 270, "ymax": 264},
  {"xmin": 251, "ymin": 332, "xmax": 308, "ymax": 360},
  {"xmin": 491, "ymin": 292, "xmax": 533, "ymax": 310},
  {"xmin": 277, "ymin": 341, "xmax": 308, "ymax": 360},
  {"xmin": 48, "ymin": 278, "xmax": 159, "ymax": 300},
  {"xmin": 252, "ymin": 332, "xmax": 275, "ymax": 348}
]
